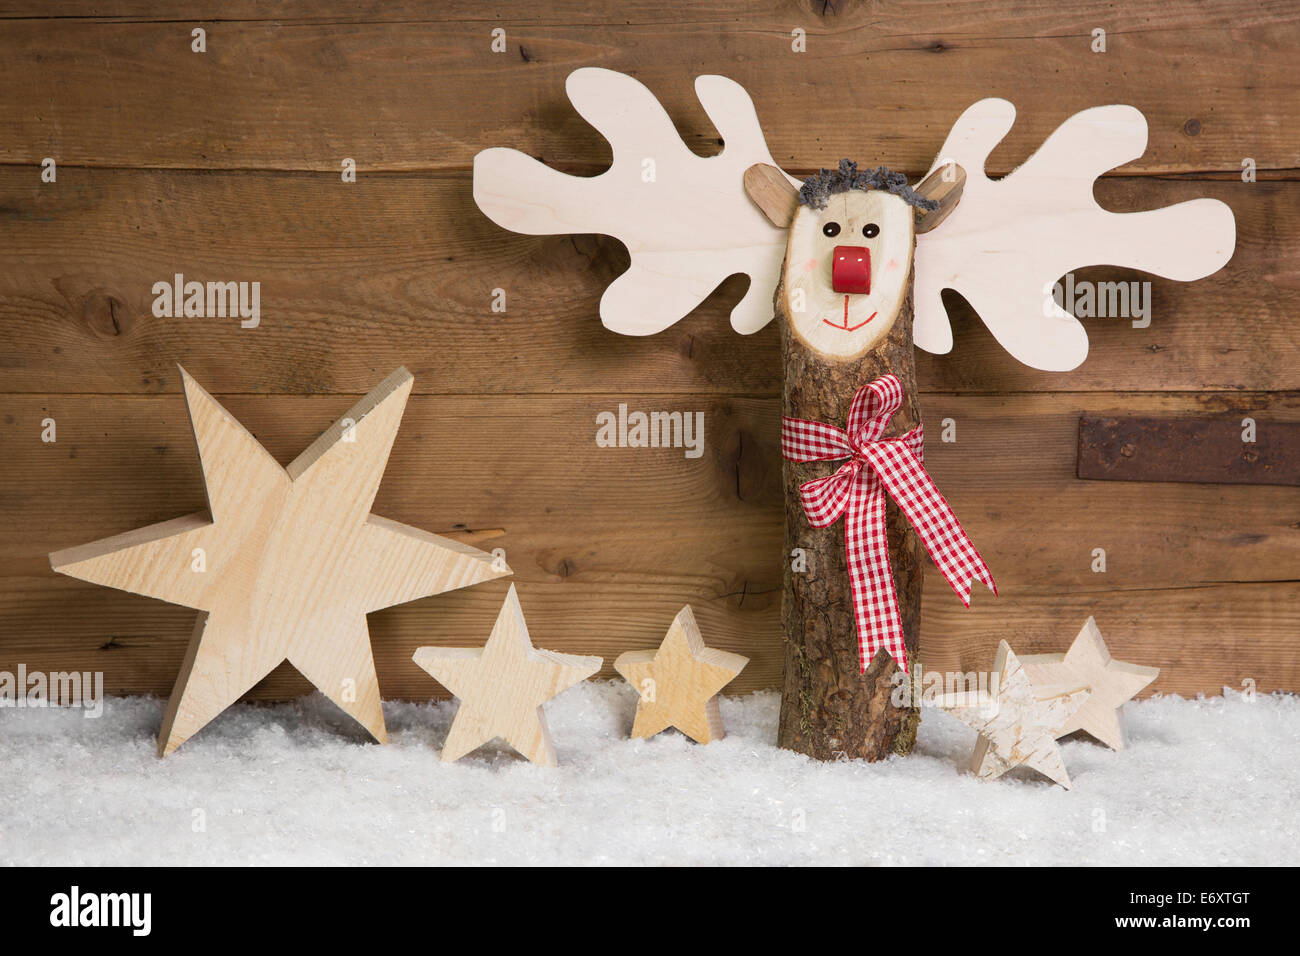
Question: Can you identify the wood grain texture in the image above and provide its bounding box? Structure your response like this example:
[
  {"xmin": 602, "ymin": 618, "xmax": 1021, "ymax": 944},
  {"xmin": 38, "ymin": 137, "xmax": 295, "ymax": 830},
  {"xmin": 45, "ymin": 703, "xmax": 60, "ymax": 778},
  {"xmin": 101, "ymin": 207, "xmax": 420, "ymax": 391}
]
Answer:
[
  {"xmin": 1021, "ymin": 616, "xmax": 1160, "ymax": 750},
  {"xmin": 4, "ymin": 573, "xmax": 1293, "ymax": 701},
  {"xmin": 912, "ymin": 164, "xmax": 966, "ymax": 235},
  {"xmin": 1, "ymin": 3, "xmax": 1295, "ymax": 174},
  {"xmin": 744, "ymin": 163, "xmax": 800, "ymax": 228},
  {"xmin": 613, "ymin": 604, "xmax": 748, "ymax": 744},
  {"xmin": 3, "ymin": 389, "xmax": 1298, "ymax": 701},
  {"xmin": 939, "ymin": 640, "xmax": 1087, "ymax": 789},
  {"xmin": 0, "ymin": 169, "xmax": 1290, "ymax": 395},
  {"xmin": 913, "ymin": 100, "xmax": 1234, "ymax": 370},
  {"xmin": 413, "ymin": 583, "xmax": 602, "ymax": 765},
  {"xmin": 474, "ymin": 69, "xmax": 793, "ymax": 337},
  {"xmin": 0, "ymin": 0, "xmax": 1295, "ymax": 705},
  {"xmin": 47, "ymin": 367, "xmax": 509, "ymax": 754},
  {"xmin": 777, "ymin": 235, "xmax": 923, "ymax": 762}
]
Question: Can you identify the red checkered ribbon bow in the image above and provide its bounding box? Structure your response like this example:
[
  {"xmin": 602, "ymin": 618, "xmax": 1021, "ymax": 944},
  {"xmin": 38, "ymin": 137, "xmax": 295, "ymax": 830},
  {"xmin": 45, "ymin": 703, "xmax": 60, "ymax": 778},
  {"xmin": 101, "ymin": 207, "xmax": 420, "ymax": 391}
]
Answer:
[{"xmin": 781, "ymin": 374, "xmax": 996, "ymax": 673}]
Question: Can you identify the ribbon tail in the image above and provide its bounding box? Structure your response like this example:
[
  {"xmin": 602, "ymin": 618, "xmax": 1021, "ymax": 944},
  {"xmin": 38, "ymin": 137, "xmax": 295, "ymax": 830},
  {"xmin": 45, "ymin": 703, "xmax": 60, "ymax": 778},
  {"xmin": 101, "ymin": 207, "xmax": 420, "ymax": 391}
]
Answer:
[
  {"xmin": 845, "ymin": 473, "xmax": 910, "ymax": 674},
  {"xmin": 943, "ymin": 551, "xmax": 998, "ymax": 605},
  {"xmin": 925, "ymin": 511, "xmax": 997, "ymax": 606},
  {"xmin": 870, "ymin": 446, "xmax": 998, "ymax": 606}
]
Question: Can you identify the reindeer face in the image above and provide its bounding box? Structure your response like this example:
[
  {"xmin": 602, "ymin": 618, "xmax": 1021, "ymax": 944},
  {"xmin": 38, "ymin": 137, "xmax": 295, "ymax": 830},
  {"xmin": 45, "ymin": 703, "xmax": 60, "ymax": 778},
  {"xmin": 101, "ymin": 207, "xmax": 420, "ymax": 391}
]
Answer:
[
  {"xmin": 783, "ymin": 190, "xmax": 914, "ymax": 360},
  {"xmin": 743, "ymin": 161, "xmax": 959, "ymax": 363}
]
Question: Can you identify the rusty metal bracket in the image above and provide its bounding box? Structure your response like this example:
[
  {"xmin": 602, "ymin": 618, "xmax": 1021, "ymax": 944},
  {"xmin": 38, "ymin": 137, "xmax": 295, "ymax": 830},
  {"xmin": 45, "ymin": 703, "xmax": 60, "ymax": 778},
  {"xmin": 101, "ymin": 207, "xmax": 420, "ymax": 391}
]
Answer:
[{"xmin": 1077, "ymin": 415, "xmax": 1300, "ymax": 486}]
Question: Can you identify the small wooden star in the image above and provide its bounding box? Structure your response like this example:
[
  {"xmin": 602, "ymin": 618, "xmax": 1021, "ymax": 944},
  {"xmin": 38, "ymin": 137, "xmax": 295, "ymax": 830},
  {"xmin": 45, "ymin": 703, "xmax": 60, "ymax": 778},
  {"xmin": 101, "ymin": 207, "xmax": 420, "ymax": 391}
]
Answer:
[
  {"xmin": 1021, "ymin": 617, "xmax": 1159, "ymax": 750},
  {"xmin": 50, "ymin": 366, "xmax": 509, "ymax": 756},
  {"xmin": 613, "ymin": 605, "xmax": 748, "ymax": 744},
  {"xmin": 413, "ymin": 584, "xmax": 602, "ymax": 766},
  {"xmin": 940, "ymin": 640, "xmax": 1088, "ymax": 788}
]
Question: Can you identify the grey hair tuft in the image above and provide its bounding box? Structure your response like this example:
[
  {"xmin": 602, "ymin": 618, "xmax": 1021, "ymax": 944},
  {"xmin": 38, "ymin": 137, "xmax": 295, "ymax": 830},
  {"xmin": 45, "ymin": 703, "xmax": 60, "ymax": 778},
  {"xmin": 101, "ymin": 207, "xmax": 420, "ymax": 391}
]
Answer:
[{"xmin": 798, "ymin": 159, "xmax": 938, "ymax": 212}]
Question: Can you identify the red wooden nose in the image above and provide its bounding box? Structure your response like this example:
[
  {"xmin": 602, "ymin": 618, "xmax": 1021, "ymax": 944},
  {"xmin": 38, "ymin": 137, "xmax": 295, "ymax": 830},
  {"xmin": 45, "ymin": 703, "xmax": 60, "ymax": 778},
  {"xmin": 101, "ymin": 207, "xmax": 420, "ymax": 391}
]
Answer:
[{"xmin": 832, "ymin": 246, "xmax": 871, "ymax": 295}]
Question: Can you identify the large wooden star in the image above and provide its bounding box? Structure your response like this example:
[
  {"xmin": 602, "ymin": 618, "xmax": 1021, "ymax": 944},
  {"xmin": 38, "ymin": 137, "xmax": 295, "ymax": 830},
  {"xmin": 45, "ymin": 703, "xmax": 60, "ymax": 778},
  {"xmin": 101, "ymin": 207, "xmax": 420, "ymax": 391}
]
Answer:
[
  {"xmin": 940, "ymin": 640, "xmax": 1088, "ymax": 789},
  {"xmin": 50, "ymin": 366, "xmax": 509, "ymax": 756},
  {"xmin": 613, "ymin": 605, "xmax": 748, "ymax": 744},
  {"xmin": 1021, "ymin": 617, "xmax": 1159, "ymax": 750},
  {"xmin": 413, "ymin": 585, "xmax": 602, "ymax": 766}
]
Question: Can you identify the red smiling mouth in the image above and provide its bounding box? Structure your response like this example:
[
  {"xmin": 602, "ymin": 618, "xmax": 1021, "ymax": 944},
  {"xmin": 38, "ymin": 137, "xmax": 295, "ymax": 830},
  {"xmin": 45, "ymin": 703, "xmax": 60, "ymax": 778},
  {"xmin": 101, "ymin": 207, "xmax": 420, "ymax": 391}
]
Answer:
[{"xmin": 823, "ymin": 295, "xmax": 877, "ymax": 332}]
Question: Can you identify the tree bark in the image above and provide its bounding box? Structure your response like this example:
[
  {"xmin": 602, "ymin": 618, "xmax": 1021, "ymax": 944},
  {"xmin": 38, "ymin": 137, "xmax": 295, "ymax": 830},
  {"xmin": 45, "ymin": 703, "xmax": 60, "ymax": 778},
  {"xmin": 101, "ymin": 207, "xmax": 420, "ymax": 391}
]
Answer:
[{"xmin": 776, "ymin": 269, "xmax": 924, "ymax": 761}]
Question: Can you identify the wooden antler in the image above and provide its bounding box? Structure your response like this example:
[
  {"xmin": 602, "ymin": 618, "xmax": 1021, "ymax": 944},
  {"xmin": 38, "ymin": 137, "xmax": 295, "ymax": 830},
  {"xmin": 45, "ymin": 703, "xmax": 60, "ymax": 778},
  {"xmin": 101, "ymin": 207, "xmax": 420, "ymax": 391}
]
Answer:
[
  {"xmin": 476, "ymin": 74, "xmax": 1234, "ymax": 371},
  {"xmin": 913, "ymin": 99, "xmax": 1236, "ymax": 370},
  {"xmin": 473, "ymin": 68, "xmax": 795, "ymax": 336}
]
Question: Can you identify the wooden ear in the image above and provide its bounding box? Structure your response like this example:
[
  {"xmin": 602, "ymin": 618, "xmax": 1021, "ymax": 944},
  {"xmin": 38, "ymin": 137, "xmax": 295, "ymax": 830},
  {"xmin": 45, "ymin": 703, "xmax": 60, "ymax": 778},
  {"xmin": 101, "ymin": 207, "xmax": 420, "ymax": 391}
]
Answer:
[
  {"xmin": 744, "ymin": 164, "xmax": 800, "ymax": 228},
  {"xmin": 913, "ymin": 162, "xmax": 966, "ymax": 234}
]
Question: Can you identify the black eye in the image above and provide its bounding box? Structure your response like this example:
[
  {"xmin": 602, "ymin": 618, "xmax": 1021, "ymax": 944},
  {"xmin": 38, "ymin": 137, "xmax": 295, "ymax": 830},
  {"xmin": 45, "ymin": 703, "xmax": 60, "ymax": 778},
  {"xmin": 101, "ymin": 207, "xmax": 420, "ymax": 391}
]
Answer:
[
  {"xmin": 863, "ymin": 223, "xmax": 880, "ymax": 238},
  {"xmin": 822, "ymin": 221, "xmax": 841, "ymax": 238}
]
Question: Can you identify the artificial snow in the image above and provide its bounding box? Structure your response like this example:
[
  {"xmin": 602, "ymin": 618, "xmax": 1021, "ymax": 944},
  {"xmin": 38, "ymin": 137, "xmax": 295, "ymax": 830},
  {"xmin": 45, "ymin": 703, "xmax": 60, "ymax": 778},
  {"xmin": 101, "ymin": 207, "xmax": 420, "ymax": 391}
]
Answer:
[{"xmin": 1, "ymin": 683, "xmax": 1295, "ymax": 866}]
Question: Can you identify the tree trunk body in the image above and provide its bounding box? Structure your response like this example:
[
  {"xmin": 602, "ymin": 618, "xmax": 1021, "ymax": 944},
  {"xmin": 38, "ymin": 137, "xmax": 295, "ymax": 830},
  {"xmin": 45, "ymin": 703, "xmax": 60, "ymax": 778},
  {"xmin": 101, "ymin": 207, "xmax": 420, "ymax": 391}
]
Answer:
[{"xmin": 776, "ymin": 272, "xmax": 924, "ymax": 761}]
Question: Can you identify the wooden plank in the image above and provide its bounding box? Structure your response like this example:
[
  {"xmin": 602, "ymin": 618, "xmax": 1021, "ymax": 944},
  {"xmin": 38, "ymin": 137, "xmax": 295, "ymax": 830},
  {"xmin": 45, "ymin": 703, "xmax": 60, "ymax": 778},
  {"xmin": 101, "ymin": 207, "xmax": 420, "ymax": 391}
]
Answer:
[
  {"xmin": 5, "ymin": 0, "xmax": 1294, "ymax": 30},
  {"xmin": 918, "ymin": 391, "xmax": 1300, "ymax": 591},
  {"xmin": 0, "ymin": 168, "xmax": 1291, "ymax": 394},
  {"xmin": 920, "ymin": 582, "xmax": 1300, "ymax": 697},
  {"xmin": 3, "ymin": 575, "xmax": 1292, "ymax": 702},
  {"xmin": 2, "ymin": 391, "xmax": 1296, "ymax": 700},
  {"xmin": 0, "ymin": 5, "xmax": 1296, "ymax": 174},
  {"xmin": 1078, "ymin": 414, "xmax": 1300, "ymax": 486},
  {"xmin": 7, "ymin": 391, "xmax": 1297, "ymax": 590}
]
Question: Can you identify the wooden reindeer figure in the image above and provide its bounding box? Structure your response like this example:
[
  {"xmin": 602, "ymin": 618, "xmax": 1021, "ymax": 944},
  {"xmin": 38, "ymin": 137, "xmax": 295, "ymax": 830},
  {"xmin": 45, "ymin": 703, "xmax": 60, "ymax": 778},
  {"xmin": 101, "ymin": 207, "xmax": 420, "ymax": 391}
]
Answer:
[
  {"xmin": 743, "ymin": 159, "xmax": 983, "ymax": 759},
  {"xmin": 474, "ymin": 69, "xmax": 1235, "ymax": 761}
]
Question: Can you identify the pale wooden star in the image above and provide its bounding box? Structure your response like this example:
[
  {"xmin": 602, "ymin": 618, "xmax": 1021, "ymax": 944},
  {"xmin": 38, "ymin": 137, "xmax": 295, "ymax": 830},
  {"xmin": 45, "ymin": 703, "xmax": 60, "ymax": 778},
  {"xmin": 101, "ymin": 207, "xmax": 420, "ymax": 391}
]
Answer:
[
  {"xmin": 940, "ymin": 640, "xmax": 1088, "ymax": 788},
  {"xmin": 1021, "ymin": 617, "xmax": 1159, "ymax": 750},
  {"xmin": 413, "ymin": 584, "xmax": 602, "ymax": 766},
  {"xmin": 50, "ymin": 366, "xmax": 509, "ymax": 757},
  {"xmin": 613, "ymin": 605, "xmax": 748, "ymax": 744}
]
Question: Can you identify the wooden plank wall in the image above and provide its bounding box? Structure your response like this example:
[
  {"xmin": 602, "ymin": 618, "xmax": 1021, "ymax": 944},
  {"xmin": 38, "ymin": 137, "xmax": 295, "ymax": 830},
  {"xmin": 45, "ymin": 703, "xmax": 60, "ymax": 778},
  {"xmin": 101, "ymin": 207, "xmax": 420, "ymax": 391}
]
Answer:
[{"xmin": 1, "ymin": 1, "xmax": 1297, "ymax": 703}]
